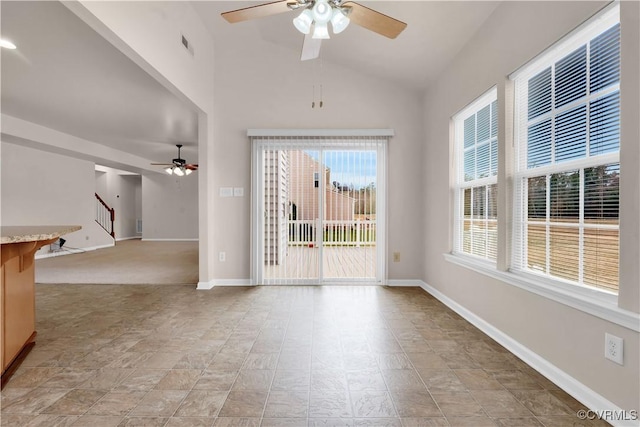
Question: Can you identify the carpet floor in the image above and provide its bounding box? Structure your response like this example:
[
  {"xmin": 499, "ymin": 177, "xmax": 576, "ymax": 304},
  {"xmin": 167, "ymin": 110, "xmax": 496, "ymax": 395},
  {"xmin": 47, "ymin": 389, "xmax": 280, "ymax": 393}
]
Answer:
[{"xmin": 35, "ymin": 239, "xmax": 198, "ymax": 285}]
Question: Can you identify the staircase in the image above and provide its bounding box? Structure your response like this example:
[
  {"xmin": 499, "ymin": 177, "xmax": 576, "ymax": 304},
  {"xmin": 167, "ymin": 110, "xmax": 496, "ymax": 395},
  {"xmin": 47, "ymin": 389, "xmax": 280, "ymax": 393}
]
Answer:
[{"xmin": 95, "ymin": 193, "xmax": 115, "ymax": 239}]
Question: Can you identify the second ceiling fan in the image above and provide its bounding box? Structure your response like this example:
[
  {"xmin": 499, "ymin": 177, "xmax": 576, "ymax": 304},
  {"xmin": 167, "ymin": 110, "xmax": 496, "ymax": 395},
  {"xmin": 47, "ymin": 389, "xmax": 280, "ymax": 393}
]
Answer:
[
  {"xmin": 221, "ymin": 0, "xmax": 407, "ymax": 61},
  {"xmin": 151, "ymin": 144, "xmax": 198, "ymax": 177}
]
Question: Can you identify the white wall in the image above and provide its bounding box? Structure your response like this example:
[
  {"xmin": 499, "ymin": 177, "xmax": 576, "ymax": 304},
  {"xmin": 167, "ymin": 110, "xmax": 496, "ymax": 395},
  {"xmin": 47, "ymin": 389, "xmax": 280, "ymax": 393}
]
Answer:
[
  {"xmin": 141, "ymin": 173, "xmax": 198, "ymax": 240},
  {"xmin": 212, "ymin": 34, "xmax": 424, "ymax": 281},
  {"xmin": 1, "ymin": 141, "xmax": 114, "ymax": 251},
  {"xmin": 421, "ymin": 0, "xmax": 639, "ymax": 413}
]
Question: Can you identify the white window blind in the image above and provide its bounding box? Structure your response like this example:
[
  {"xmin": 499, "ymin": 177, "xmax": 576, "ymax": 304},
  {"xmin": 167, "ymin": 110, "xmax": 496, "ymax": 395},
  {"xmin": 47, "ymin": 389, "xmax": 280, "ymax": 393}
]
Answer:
[
  {"xmin": 512, "ymin": 4, "xmax": 620, "ymax": 293},
  {"xmin": 453, "ymin": 88, "xmax": 498, "ymax": 261}
]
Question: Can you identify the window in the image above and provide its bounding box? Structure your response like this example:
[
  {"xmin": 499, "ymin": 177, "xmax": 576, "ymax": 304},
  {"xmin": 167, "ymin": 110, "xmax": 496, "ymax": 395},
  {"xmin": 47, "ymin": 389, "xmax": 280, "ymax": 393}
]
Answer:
[
  {"xmin": 453, "ymin": 88, "xmax": 498, "ymax": 261},
  {"xmin": 512, "ymin": 5, "xmax": 620, "ymax": 293}
]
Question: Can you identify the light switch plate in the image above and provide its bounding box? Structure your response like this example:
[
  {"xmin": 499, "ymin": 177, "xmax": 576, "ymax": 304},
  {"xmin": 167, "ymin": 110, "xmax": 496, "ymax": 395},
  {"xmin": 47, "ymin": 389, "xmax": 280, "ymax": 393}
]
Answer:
[
  {"xmin": 219, "ymin": 187, "xmax": 233, "ymax": 197},
  {"xmin": 233, "ymin": 187, "xmax": 244, "ymax": 197}
]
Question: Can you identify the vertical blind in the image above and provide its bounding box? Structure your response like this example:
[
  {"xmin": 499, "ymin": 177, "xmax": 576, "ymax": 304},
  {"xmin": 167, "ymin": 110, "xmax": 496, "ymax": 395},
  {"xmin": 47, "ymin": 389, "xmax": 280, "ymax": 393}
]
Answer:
[
  {"xmin": 453, "ymin": 88, "xmax": 498, "ymax": 261},
  {"xmin": 511, "ymin": 4, "xmax": 620, "ymax": 293},
  {"xmin": 252, "ymin": 135, "xmax": 387, "ymax": 285}
]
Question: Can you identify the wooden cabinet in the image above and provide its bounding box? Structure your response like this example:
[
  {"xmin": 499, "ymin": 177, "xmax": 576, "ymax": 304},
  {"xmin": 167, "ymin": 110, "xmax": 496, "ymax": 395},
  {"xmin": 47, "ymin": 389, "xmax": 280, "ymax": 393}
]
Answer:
[
  {"xmin": 1, "ymin": 255, "xmax": 37, "ymax": 375},
  {"xmin": 0, "ymin": 226, "xmax": 81, "ymax": 388}
]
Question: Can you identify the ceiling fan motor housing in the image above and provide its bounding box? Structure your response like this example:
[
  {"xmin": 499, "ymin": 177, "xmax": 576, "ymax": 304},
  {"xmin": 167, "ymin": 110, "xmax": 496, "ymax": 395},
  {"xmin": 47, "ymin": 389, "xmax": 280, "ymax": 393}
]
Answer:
[{"xmin": 151, "ymin": 143, "xmax": 197, "ymax": 175}]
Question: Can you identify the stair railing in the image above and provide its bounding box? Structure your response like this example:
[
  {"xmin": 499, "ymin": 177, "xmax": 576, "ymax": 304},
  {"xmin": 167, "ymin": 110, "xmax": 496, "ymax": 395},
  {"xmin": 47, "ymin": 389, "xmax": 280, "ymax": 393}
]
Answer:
[{"xmin": 95, "ymin": 193, "xmax": 115, "ymax": 238}]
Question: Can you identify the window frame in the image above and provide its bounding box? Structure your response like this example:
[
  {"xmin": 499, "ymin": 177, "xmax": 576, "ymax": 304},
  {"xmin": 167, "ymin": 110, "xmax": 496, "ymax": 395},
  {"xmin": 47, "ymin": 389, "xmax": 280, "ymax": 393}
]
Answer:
[
  {"xmin": 444, "ymin": 2, "xmax": 637, "ymax": 331},
  {"xmin": 452, "ymin": 87, "xmax": 498, "ymax": 262},
  {"xmin": 510, "ymin": 3, "xmax": 620, "ymax": 295}
]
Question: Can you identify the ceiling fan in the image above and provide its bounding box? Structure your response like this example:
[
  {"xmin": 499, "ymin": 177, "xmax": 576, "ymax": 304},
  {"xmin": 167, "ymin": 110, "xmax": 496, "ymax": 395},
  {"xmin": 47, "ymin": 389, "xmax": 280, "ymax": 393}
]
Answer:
[
  {"xmin": 221, "ymin": 0, "xmax": 407, "ymax": 61},
  {"xmin": 151, "ymin": 144, "xmax": 198, "ymax": 176}
]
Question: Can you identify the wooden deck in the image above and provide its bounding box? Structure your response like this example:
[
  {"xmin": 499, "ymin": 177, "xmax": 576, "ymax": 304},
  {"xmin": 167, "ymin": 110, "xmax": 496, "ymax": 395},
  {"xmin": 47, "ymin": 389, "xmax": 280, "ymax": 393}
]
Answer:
[{"xmin": 263, "ymin": 245, "xmax": 377, "ymax": 282}]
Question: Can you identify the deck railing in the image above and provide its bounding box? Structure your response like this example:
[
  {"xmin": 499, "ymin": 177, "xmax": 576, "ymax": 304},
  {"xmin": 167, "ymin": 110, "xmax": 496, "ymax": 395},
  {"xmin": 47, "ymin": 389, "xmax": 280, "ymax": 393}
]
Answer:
[{"xmin": 288, "ymin": 219, "xmax": 376, "ymax": 247}]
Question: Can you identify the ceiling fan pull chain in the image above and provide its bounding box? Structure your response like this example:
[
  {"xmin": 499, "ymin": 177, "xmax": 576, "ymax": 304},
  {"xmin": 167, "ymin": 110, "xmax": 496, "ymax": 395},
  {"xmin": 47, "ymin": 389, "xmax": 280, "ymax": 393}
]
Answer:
[
  {"xmin": 319, "ymin": 58, "xmax": 324, "ymax": 108},
  {"xmin": 312, "ymin": 84, "xmax": 315, "ymax": 108}
]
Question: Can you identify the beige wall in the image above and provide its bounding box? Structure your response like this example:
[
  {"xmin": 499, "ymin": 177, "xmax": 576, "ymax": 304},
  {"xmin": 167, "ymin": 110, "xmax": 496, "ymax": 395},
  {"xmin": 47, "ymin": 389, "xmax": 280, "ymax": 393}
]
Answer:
[
  {"xmin": 618, "ymin": 0, "xmax": 640, "ymax": 314},
  {"xmin": 141, "ymin": 173, "xmax": 198, "ymax": 240},
  {"xmin": 422, "ymin": 0, "xmax": 639, "ymax": 412},
  {"xmin": 212, "ymin": 36, "xmax": 424, "ymax": 280}
]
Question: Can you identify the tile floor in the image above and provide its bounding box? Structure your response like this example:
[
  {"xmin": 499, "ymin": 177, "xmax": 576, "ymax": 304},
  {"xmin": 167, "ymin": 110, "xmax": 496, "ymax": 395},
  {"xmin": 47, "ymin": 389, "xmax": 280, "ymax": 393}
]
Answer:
[{"xmin": 0, "ymin": 285, "xmax": 610, "ymax": 427}]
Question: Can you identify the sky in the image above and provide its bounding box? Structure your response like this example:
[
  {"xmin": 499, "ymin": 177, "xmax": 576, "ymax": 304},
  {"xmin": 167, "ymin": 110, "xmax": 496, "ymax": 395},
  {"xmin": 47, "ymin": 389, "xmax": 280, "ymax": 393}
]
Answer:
[{"xmin": 306, "ymin": 150, "xmax": 377, "ymax": 189}]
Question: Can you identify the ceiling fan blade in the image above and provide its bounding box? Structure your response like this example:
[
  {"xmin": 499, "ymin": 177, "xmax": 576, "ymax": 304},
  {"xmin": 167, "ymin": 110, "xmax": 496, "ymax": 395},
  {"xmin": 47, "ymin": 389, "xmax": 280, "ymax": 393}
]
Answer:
[
  {"xmin": 185, "ymin": 164, "xmax": 198, "ymax": 170},
  {"xmin": 342, "ymin": 2, "xmax": 407, "ymax": 39},
  {"xmin": 151, "ymin": 163, "xmax": 173, "ymax": 166},
  {"xmin": 301, "ymin": 33, "xmax": 322, "ymax": 61},
  {"xmin": 222, "ymin": 0, "xmax": 292, "ymax": 24}
]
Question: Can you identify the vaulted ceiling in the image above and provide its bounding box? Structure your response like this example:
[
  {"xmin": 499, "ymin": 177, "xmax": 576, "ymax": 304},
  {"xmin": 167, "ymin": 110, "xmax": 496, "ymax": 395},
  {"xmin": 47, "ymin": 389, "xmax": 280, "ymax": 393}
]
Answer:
[
  {"xmin": 0, "ymin": 1, "xmax": 199, "ymax": 165},
  {"xmin": 194, "ymin": 1, "xmax": 500, "ymax": 91},
  {"xmin": 1, "ymin": 1, "xmax": 500, "ymax": 168}
]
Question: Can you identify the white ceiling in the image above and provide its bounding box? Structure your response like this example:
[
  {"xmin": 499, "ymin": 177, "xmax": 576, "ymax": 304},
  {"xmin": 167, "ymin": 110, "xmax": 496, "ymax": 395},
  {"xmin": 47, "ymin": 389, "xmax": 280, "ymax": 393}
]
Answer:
[
  {"xmin": 0, "ymin": 1, "xmax": 199, "ymax": 165},
  {"xmin": 193, "ymin": 1, "xmax": 500, "ymax": 91},
  {"xmin": 1, "ymin": 1, "xmax": 499, "ymax": 169}
]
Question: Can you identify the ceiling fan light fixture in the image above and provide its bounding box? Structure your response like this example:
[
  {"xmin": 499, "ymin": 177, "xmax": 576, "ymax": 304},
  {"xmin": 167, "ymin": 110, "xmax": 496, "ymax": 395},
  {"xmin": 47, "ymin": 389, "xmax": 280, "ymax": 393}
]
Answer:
[
  {"xmin": 152, "ymin": 144, "xmax": 198, "ymax": 176},
  {"xmin": 0, "ymin": 39, "xmax": 16, "ymax": 50},
  {"xmin": 312, "ymin": 21, "xmax": 330, "ymax": 39},
  {"xmin": 293, "ymin": 9, "xmax": 313, "ymax": 34},
  {"xmin": 312, "ymin": 0, "xmax": 332, "ymax": 24},
  {"xmin": 330, "ymin": 8, "xmax": 350, "ymax": 34}
]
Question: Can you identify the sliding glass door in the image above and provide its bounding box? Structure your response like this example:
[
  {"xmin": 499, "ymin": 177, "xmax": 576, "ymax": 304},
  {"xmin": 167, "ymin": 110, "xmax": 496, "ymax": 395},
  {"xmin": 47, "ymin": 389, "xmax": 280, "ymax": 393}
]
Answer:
[
  {"xmin": 321, "ymin": 149, "xmax": 379, "ymax": 281},
  {"xmin": 252, "ymin": 136, "xmax": 386, "ymax": 285}
]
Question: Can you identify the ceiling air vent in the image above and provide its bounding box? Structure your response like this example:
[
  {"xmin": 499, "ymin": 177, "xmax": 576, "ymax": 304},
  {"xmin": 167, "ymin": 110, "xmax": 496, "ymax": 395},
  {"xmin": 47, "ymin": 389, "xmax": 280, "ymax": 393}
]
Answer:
[{"xmin": 181, "ymin": 33, "xmax": 194, "ymax": 56}]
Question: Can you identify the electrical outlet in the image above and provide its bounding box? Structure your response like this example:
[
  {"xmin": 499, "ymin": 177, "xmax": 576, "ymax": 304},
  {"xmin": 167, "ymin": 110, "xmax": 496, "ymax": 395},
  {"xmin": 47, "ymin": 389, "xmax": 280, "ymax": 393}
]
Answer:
[
  {"xmin": 219, "ymin": 252, "xmax": 226, "ymax": 262},
  {"xmin": 393, "ymin": 252, "xmax": 401, "ymax": 262},
  {"xmin": 604, "ymin": 333, "xmax": 623, "ymax": 365}
]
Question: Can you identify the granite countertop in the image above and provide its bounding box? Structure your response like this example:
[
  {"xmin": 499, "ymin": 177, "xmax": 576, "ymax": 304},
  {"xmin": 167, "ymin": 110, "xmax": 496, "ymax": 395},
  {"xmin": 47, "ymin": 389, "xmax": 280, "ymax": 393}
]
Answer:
[{"xmin": 0, "ymin": 225, "xmax": 82, "ymax": 244}]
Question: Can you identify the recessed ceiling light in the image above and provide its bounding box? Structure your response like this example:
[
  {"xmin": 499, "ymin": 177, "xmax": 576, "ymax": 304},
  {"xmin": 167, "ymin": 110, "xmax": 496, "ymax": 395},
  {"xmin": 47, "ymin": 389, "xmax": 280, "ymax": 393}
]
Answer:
[{"xmin": 0, "ymin": 39, "xmax": 17, "ymax": 50}]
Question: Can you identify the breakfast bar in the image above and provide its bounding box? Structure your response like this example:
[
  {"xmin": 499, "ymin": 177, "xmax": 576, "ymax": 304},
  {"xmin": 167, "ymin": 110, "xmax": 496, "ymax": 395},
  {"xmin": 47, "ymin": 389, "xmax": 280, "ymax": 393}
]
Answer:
[{"xmin": 0, "ymin": 225, "xmax": 81, "ymax": 388}]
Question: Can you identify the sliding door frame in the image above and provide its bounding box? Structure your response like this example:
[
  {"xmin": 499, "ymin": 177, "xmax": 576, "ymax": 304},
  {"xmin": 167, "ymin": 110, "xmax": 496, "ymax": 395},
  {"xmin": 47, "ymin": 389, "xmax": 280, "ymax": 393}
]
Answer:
[{"xmin": 249, "ymin": 129, "xmax": 393, "ymax": 285}]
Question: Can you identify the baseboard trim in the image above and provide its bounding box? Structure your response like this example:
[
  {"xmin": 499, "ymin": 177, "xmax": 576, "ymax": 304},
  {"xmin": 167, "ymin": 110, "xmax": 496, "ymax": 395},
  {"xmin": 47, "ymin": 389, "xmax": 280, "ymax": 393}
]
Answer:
[
  {"xmin": 35, "ymin": 242, "xmax": 115, "ymax": 259},
  {"xmin": 196, "ymin": 281, "xmax": 214, "ymax": 290},
  {"xmin": 213, "ymin": 279, "xmax": 253, "ymax": 287},
  {"xmin": 418, "ymin": 280, "xmax": 633, "ymax": 427},
  {"xmin": 116, "ymin": 236, "xmax": 141, "ymax": 242},
  {"xmin": 197, "ymin": 279, "xmax": 254, "ymax": 290},
  {"xmin": 141, "ymin": 238, "xmax": 199, "ymax": 242},
  {"xmin": 386, "ymin": 279, "xmax": 423, "ymax": 287}
]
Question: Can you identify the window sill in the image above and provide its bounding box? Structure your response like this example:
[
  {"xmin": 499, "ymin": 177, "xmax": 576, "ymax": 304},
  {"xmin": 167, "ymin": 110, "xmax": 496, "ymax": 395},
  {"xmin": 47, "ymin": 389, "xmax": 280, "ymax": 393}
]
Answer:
[{"xmin": 444, "ymin": 253, "xmax": 640, "ymax": 332}]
